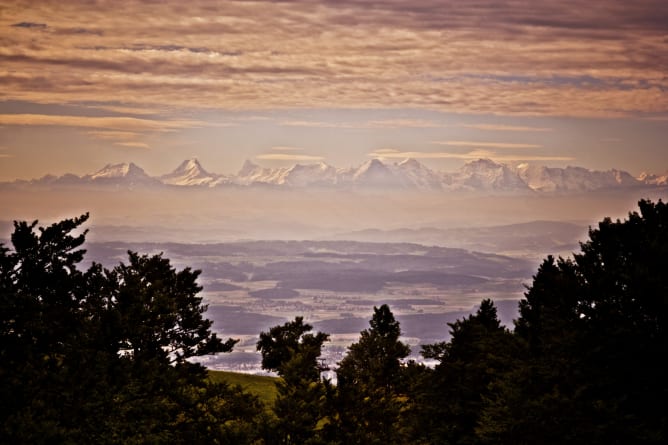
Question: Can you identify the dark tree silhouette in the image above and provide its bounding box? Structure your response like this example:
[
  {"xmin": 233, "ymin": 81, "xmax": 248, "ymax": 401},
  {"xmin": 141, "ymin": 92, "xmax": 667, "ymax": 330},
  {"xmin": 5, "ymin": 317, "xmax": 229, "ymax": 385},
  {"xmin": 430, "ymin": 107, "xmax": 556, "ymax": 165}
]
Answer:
[
  {"xmin": 479, "ymin": 199, "xmax": 668, "ymax": 445},
  {"xmin": 333, "ymin": 304, "xmax": 411, "ymax": 444},
  {"xmin": 4, "ymin": 199, "xmax": 666, "ymax": 444},
  {"xmin": 418, "ymin": 299, "xmax": 518, "ymax": 445},
  {"xmin": 0, "ymin": 214, "xmax": 262, "ymax": 444},
  {"xmin": 258, "ymin": 317, "xmax": 330, "ymax": 445}
]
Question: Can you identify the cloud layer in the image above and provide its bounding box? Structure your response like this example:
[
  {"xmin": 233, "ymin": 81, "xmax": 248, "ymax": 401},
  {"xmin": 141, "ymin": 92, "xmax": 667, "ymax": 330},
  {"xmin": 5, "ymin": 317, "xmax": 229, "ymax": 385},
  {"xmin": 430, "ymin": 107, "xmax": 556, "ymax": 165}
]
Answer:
[
  {"xmin": 1, "ymin": 0, "xmax": 666, "ymax": 118},
  {"xmin": 369, "ymin": 148, "xmax": 575, "ymax": 162}
]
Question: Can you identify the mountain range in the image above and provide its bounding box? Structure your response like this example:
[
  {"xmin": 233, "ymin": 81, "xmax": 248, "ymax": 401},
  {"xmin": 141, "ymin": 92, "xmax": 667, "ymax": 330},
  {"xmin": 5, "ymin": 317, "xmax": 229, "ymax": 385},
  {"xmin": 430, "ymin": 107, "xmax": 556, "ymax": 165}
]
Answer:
[{"xmin": 5, "ymin": 158, "xmax": 668, "ymax": 193}]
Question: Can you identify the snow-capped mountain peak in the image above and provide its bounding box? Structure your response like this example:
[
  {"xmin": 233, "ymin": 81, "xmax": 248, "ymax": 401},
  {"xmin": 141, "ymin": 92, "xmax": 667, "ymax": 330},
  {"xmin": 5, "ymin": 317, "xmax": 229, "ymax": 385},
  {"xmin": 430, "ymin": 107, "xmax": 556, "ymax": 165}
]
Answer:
[
  {"xmin": 80, "ymin": 162, "xmax": 158, "ymax": 187},
  {"xmin": 610, "ymin": 169, "xmax": 638, "ymax": 186},
  {"xmin": 397, "ymin": 158, "xmax": 422, "ymax": 169},
  {"xmin": 160, "ymin": 158, "xmax": 224, "ymax": 186},
  {"xmin": 638, "ymin": 171, "xmax": 668, "ymax": 186},
  {"xmin": 279, "ymin": 162, "xmax": 338, "ymax": 186},
  {"xmin": 183, "ymin": 158, "xmax": 205, "ymax": 172},
  {"xmin": 88, "ymin": 162, "xmax": 149, "ymax": 180},
  {"xmin": 6, "ymin": 157, "xmax": 666, "ymax": 193},
  {"xmin": 514, "ymin": 162, "xmax": 642, "ymax": 192},
  {"xmin": 393, "ymin": 158, "xmax": 444, "ymax": 189},
  {"xmin": 356, "ymin": 158, "xmax": 386, "ymax": 172},
  {"xmin": 452, "ymin": 158, "xmax": 531, "ymax": 191},
  {"xmin": 238, "ymin": 159, "xmax": 261, "ymax": 177},
  {"xmin": 352, "ymin": 158, "xmax": 400, "ymax": 186}
]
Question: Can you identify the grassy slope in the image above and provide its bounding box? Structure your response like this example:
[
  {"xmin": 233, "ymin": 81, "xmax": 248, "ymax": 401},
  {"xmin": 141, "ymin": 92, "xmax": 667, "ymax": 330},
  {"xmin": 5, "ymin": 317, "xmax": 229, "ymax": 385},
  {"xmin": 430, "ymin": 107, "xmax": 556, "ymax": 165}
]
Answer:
[{"xmin": 209, "ymin": 370, "xmax": 279, "ymax": 408}]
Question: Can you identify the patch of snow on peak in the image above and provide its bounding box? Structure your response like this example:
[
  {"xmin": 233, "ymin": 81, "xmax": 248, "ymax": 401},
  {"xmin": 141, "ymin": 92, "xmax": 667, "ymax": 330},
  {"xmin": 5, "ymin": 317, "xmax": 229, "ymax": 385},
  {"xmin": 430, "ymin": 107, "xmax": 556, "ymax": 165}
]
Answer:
[
  {"xmin": 397, "ymin": 158, "xmax": 421, "ymax": 168},
  {"xmin": 238, "ymin": 159, "xmax": 261, "ymax": 177},
  {"xmin": 161, "ymin": 158, "xmax": 223, "ymax": 186},
  {"xmin": 638, "ymin": 171, "xmax": 668, "ymax": 186},
  {"xmin": 89, "ymin": 162, "xmax": 149, "ymax": 180},
  {"xmin": 280, "ymin": 162, "xmax": 338, "ymax": 187},
  {"xmin": 352, "ymin": 159, "xmax": 402, "ymax": 187},
  {"xmin": 394, "ymin": 158, "xmax": 444, "ymax": 190},
  {"xmin": 83, "ymin": 162, "xmax": 158, "ymax": 187},
  {"xmin": 452, "ymin": 159, "xmax": 530, "ymax": 191}
]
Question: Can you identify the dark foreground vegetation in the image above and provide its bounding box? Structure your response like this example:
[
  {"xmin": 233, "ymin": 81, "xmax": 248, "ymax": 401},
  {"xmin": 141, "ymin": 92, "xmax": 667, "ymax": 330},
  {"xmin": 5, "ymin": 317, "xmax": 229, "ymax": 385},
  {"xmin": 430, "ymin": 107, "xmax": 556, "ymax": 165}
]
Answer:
[
  {"xmin": 1, "ymin": 200, "xmax": 666, "ymax": 444},
  {"xmin": 209, "ymin": 371, "xmax": 278, "ymax": 410}
]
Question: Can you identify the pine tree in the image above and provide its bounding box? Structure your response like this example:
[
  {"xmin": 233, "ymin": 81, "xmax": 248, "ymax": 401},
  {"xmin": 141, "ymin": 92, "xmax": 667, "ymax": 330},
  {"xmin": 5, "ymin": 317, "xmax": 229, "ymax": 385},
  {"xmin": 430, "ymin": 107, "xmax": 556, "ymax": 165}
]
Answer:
[
  {"xmin": 333, "ymin": 304, "xmax": 410, "ymax": 444},
  {"xmin": 0, "ymin": 214, "xmax": 263, "ymax": 444},
  {"xmin": 419, "ymin": 299, "xmax": 517, "ymax": 445},
  {"xmin": 257, "ymin": 317, "xmax": 330, "ymax": 445},
  {"xmin": 478, "ymin": 200, "xmax": 668, "ymax": 445}
]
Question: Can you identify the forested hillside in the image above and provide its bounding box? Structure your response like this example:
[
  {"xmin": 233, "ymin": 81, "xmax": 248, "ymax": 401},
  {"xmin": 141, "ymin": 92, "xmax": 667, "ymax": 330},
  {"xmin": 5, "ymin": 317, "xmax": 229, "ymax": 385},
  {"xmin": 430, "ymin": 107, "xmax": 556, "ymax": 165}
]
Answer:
[{"xmin": 1, "ymin": 200, "xmax": 666, "ymax": 444}]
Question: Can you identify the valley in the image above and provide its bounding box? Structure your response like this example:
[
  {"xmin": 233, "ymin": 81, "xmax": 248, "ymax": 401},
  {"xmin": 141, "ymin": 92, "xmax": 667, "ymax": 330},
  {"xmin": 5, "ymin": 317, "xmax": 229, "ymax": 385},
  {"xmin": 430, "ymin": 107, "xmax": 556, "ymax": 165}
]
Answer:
[{"xmin": 83, "ymin": 236, "xmax": 548, "ymax": 373}]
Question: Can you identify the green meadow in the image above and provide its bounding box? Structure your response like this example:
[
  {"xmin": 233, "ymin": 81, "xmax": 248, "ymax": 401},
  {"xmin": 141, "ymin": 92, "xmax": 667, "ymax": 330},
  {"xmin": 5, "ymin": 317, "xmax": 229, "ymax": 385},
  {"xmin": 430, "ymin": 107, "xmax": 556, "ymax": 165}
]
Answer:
[{"xmin": 209, "ymin": 370, "xmax": 279, "ymax": 408}]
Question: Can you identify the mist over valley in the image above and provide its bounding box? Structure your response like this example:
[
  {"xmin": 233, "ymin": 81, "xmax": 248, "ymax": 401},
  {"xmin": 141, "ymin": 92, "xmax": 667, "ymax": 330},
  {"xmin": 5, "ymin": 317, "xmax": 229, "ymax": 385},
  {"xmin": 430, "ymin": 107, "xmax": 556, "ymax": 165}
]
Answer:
[{"xmin": 1, "ymin": 158, "xmax": 666, "ymax": 372}]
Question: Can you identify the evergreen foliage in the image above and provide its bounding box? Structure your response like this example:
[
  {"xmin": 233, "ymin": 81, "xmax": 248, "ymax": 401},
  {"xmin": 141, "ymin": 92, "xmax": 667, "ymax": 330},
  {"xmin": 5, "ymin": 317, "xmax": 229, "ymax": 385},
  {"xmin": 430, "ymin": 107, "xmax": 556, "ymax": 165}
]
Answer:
[
  {"xmin": 418, "ymin": 299, "xmax": 518, "ymax": 445},
  {"xmin": 478, "ymin": 199, "xmax": 667, "ymax": 444},
  {"xmin": 1, "ymin": 199, "xmax": 666, "ymax": 444},
  {"xmin": 0, "ymin": 214, "xmax": 264, "ymax": 444},
  {"xmin": 257, "ymin": 317, "xmax": 330, "ymax": 444},
  {"xmin": 332, "ymin": 304, "xmax": 411, "ymax": 444}
]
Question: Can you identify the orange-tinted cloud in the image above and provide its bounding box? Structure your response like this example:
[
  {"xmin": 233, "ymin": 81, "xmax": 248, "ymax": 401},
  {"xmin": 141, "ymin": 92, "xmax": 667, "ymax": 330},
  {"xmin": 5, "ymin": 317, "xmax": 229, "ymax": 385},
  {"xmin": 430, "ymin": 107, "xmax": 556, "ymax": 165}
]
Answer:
[
  {"xmin": 460, "ymin": 124, "xmax": 553, "ymax": 132},
  {"xmin": 0, "ymin": 114, "xmax": 203, "ymax": 131},
  {"xmin": 271, "ymin": 146, "xmax": 305, "ymax": 151},
  {"xmin": 369, "ymin": 149, "xmax": 575, "ymax": 162},
  {"xmin": 257, "ymin": 153, "xmax": 325, "ymax": 161},
  {"xmin": 87, "ymin": 130, "xmax": 141, "ymax": 140},
  {"xmin": 434, "ymin": 141, "xmax": 543, "ymax": 149},
  {"xmin": 0, "ymin": 0, "xmax": 665, "ymax": 117},
  {"xmin": 114, "ymin": 141, "xmax": 150, "ymax": 149}
]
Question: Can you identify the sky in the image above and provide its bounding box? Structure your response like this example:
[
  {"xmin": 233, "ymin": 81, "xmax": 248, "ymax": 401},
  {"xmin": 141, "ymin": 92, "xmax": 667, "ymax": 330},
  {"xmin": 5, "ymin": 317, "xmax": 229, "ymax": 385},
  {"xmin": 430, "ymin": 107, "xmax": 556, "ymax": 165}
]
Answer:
[{"xmin": 1, "ymin": 0, "xmax": 667, "ymax": 181}]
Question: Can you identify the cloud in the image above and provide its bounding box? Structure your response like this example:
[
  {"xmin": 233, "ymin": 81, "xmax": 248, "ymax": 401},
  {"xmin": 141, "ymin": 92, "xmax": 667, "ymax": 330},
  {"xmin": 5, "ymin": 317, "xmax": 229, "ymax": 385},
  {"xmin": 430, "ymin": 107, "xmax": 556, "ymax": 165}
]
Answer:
[
  {"xmin": 0, "ymin": 114, "xmax": 203, "ymax": 132},
  {"xmin": 114, "ymin": 141, "xmax": 150, "ymax": 149},
  {"xmin": 433, "ymin": 141, "xmax": 543, "ymax": 149},
  {"xmin": 281, "ymin": 119, "xmax": 442, "ymax": 129},
  {"xmin": 0, "ymin": 144, "xmax": 15, "ymax": 158},
  {"xmin": 271, "ymin": 146, "xmax": 304, "ymax": 151},
  {"xmin": 1, "ymin": 0, "xmax": 666, "ymax": 118},
  {"xmin": 83, "ymin": 104, "xmax": 165, "ymax": 116},
  {"xmin": 235, "ymin": 115, "xmax": 274, "ymax": 122},
  {"xmin": 280, "ymin": 121, "xmax": 356, "ymax": 129},
  {"xmin": 365, "ymin": 119, "xmax": 443, "ymax": 128},
  {"xmin": 642, "ymin": 115, "xmax": 668, "ymax": 122},
  {"xmin": 368, "ymin": 149, "xmax": 575, "ymax": 162},
  {"xmin": 369, "ymin": 149, "xmax": 510, "ymax": 160},
  {"xmin": 11, "ymin": 22, "xmax": 47, "ymax": 29},
  {"xmin": 87, "ymin": 130, "xmax": 141, "ymax": 140},
  {"xmin": 372, "ymin": 148, "xmax": 402, "ymax": 155},
  {"xmin": 459, "ymin": 124, "xmax": 553, "ymax": 132},
  {"xmin": 370, "ymin": 150, "xmax": 470, "ymax": 160},
  {"xmin": 256, "ymin": 153, "xmax": 325, "ymax": 161}
]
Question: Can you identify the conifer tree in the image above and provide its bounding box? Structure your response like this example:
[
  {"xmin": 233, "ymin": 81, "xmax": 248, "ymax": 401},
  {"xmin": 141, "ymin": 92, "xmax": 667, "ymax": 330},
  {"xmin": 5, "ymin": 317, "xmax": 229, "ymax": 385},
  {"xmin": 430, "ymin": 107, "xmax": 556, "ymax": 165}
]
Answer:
[
  {"xmin": 419, "ymin": 299, "xmax": 517, "ymax": 445},
  {"xmin": 0, "ymin": 214, "xmax": 262, "ymax": 444},
  {"xmin": 333, "ymin": 304, "xmax": 410, "ymax": 444},
  {"xmin": 258, "ymin": 317, "xmax": 330, "ymax": 445},
  {"xmin": 479, "ymin": 199, "xmax": 668, "ymax": 445}
]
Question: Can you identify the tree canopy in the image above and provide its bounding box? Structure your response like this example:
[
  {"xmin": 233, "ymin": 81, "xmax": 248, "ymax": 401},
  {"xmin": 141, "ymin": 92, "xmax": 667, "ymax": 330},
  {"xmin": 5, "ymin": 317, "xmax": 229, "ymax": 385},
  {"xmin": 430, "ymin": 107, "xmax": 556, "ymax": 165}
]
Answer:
[
  {"xmin": 257, "ymin": 317, "xmax": 330, "ymax": 445},
  {"xmin": 478, "ymin": 199, "xmax": 667, "ymax": 444},
  {"xmin": 2, "ymin": 199, "xmax": 666, "ymax": 444},
  {"xmin": 0, "ymin": 214, "xmax": 262, "ymax": 444},
  {"xmin": 333, "ymin": 304, "xmax": 411, "ymax": 444}
]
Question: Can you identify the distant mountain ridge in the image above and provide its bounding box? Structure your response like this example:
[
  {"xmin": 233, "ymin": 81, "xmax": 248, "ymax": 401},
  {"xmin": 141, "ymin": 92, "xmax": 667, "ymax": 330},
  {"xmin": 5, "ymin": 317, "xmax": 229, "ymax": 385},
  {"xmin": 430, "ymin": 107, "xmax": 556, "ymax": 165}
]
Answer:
[
  {"xmin": 159, "ymin": 158, "xmax": 226, "ymax": 186},
  {"xmin": 5, "ymin": 157, "xmax": 666, "ymax": 193},
  {"xmin": 85, "ymin": 162, "xmax": 160, "ymax": 186}
]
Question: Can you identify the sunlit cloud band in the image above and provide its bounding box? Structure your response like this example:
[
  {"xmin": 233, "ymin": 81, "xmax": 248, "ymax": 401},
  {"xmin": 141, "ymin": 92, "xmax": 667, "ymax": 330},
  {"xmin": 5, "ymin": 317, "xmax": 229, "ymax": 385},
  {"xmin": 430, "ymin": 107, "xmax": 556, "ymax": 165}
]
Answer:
[{"xmin": 369, "ymin": 149, "xmax": 575, "ymax": 162}]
